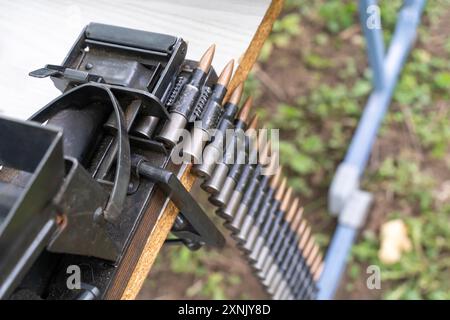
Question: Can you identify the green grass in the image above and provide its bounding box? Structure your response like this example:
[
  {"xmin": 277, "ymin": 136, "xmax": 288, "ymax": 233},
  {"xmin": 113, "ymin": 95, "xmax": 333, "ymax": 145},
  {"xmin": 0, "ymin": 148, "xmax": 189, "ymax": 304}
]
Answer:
[{"xmin": 167, "ymin": 246, "xmax": 237, "ymax": 299}]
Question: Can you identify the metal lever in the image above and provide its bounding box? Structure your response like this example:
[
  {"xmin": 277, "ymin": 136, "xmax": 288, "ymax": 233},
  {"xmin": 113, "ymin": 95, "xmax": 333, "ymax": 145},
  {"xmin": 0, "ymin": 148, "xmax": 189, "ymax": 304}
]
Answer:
[
  {"xmin": 29, "ymin": 64, "xmax": 105, "ymax": 83},
  {"xmin": 132, "ymin": 156, "xmax": 225, "ymax": 248}
]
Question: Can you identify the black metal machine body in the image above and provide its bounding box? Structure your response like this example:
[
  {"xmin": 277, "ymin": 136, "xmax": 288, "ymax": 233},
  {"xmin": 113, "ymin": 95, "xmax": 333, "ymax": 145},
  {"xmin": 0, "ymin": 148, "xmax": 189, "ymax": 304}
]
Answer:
[{"xmin": 0, "ymin": 23, "xmax": 224, "ymax": 300}]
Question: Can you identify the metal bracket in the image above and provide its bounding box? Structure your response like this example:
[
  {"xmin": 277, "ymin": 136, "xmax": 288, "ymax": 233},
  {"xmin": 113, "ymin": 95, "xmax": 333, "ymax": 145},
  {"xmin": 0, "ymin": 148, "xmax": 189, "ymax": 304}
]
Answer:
[
  {"xmin": 329, "ymin": 162, "xmax": 373, "ymax": 228},
  {"xmin": 328, "ymin": 163, "xmax": 360, "ymax": 216},
  {"xmin": 338, "ymin": 190, "xmax": 373, "ymax": 229},
  {"xmin": 132, "ymin": 156, "xmax": 225, "ymax": 248},
  {"xmin": 47, "ymin": 157, "xmax": 121, "ymax": 261},
  {"xmin": 30, "ymin": 64, "xmax": 105, "ymax": 84}
]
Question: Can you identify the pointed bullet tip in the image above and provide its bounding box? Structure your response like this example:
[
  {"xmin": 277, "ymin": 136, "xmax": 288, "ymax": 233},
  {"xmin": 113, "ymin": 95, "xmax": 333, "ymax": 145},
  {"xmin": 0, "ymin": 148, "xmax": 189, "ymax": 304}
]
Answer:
[
  {"xmin": 247, "ymin": 115, "xmax": 259, "ymax": 130},
  {"xmin": 270, "ymin": 165, "xmax": 283, "ymax": 189},
  {"xmin": 265, "ymin": 150, "xmax": 279, "ymax": 175},
  {"xmin": 307, "ymin": 245, "xmax": 320, "ymax": 267},
  {"xmin": 275, "ymin": 177, "xmax": 288, "ymax": 201},
  {"xmin": 300, "ymin": 226, "xmax": 311, "ymax": 249},
  {"xmin": 293, "ymin": 206, "xmax": 304, "ymax": 227},
  {"xmin": 259, "ymin": 140, "xmax": 271, "ymax": 165},
  {"xmin": 237, "ymin": 96, "xmax": 253, "ymax": 122},
  {"xmin": 291, "ymin": 205, "xmax": 303, "ymax": 230},
  {"xmin": 297, "ymin": 220, "xmax": 306, "ymax": 238},
  {"xmin": 217, "ymin": 59, "xmax": 234, "ymax": 87},
  {"xmin": 286, "ymin": 198, "xmax": 300, "ymax": 222},
  {"xmin": 304, "ymin": 237, "xmax": 315, "ymax": 263},
  {"xmin": 198, "ymin": 44, "xmax": 216, "ymax": 73},
  {"xmin": 313, "ymin": 265, "xmax": 323, "ymax": 281},
  {"xmin": 228, "ymin": 82, "xmax": 244, "ymax": 105},
  {"xmin": 281, "ymin": 187, "xmax": 293, "ymax": 211}
]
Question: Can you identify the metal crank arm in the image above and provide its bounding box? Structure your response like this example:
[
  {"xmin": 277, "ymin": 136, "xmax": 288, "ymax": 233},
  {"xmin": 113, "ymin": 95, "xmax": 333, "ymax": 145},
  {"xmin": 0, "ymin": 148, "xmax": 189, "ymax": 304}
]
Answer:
[{"xmin": 132, "ymin": 156, "xmax": 225, "ymax": 248}]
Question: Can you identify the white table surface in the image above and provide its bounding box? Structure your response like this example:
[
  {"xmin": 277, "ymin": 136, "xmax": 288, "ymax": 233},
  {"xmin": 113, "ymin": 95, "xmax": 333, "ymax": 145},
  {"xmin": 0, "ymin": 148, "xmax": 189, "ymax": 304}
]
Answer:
[{"xmin": 0, "ymin": 0, "xmax": 270, "ymax": 119}]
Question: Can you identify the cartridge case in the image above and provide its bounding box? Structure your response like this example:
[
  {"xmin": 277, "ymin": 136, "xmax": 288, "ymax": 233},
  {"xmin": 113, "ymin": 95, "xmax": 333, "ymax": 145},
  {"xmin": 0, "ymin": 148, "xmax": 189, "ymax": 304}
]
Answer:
[
  {"xmin": 193, "ymin": 101, "xmax": 239, "ymax": 178},
  {"xmin": 264, "ymin": 227, "xmax": 298, "ymax": 288},
  {"xmin": 202, "ymin": 124, "xmax": 246, "ymax": 194},
  {"xmin": 209, "ymin": 169, "xmax": 239, "ymax": 207},
  {"xmin": 259, "ymin": 221, "xmax": 292, "ymax": 279},
  {"xmin": 234, "ymin": 184, "xmax": 274, "ymax": 244},
  {"xmin": 208, "ymin": 137, "xmax": 247, "ymax": 207},
  {"xmin": 131, "ymin": 115, "xmax": 159, "ymax": 139},
  {"xmin": 157, "ymin": 112, "xmax": 187, "ymax": 147},
  {"xmin": 184, "ymin": 58, "xmax": 231, "ymax": 161},
  {"xmin": 202, "ymin": 162, "xmax": 229, "ymax": 194},
  {"xmin": 219, "ymin": 165, "xmax": 254, "ymax": 221},
  {"xmin": 242, "ymin": 199, "xmax": 273, "ymax": 253}
]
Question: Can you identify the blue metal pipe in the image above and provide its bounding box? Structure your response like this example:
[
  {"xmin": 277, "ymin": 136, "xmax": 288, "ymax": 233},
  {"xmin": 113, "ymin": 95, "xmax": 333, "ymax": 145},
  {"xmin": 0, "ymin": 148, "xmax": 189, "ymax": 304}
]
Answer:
[
  {"xmin": 359, "ymin": 0, "xmax": 385, "ymax": 90},
  {"xmin": 345, "ymin": 0, "xmax": 426, "ymax": 175},
  {"xmin": 318, "ymin": 0, "xmax": 427, "ymax": 299},
  {"xmin": 317, "ymin": 224, "xmax": 358, "ymax": 300}
]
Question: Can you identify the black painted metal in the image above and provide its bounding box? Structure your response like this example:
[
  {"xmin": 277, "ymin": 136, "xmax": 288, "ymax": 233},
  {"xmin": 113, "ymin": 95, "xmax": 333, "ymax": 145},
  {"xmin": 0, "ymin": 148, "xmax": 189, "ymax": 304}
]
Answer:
[
  {"xmin": 133, "ymin": 157, "xmax": 225, "ymax": 248},
  {"xmin": 0, "ymin": 116, "xmax": 64, "ymax": 299},
  {"xmin": 0, "ymin": 23, "xmax": 223, "ymax": 300}
]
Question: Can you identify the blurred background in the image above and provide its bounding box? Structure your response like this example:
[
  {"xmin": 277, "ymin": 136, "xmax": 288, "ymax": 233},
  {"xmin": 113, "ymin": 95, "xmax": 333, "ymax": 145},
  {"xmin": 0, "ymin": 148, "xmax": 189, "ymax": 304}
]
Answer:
[{"xmin": 138, "ymin": 0, "xmax": 450, "ymax": 300}]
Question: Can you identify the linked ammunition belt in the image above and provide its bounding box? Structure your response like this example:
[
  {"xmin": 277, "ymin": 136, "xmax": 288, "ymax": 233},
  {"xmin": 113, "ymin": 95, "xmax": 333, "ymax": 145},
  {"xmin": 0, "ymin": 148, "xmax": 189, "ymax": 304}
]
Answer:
[{"xmin": 0, "ymin": 23, "xmax": 322, "ymax": 300}]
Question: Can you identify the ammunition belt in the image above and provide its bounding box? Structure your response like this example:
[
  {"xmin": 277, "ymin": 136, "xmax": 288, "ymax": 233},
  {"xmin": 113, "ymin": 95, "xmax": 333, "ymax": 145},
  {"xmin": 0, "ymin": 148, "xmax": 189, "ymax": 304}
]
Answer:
[{"xmin": 157, "ymin": 51, "xmax": 324, "ymax": 303}]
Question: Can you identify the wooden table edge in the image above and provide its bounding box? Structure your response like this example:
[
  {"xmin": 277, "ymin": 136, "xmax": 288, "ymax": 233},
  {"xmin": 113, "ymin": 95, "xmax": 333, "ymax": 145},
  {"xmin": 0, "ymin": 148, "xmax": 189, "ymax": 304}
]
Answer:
[{"xmin": 120, "ymin": 0, "xmax": 284, "ymax": 300}]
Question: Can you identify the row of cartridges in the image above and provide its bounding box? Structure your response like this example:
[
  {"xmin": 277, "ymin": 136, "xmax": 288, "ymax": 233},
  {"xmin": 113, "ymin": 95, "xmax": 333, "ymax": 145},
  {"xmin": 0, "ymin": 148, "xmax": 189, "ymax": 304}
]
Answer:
[{"xmin": 155, "ymin": 45, "xmax": 324, "ymax": 300}]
